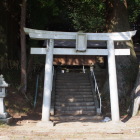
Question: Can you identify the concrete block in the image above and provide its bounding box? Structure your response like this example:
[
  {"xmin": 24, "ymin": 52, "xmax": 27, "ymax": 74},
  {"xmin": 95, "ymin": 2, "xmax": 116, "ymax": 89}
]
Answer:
[
  {"xmin": 0, "ymin": 112, "xmax": 8, "ymax": 119},
  {"xmin": 0, "ymin": 117, "xmax": 13, "ymax": 125}
]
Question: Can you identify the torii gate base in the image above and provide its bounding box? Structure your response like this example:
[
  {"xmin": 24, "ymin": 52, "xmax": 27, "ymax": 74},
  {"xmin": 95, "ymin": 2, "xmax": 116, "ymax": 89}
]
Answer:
[{"xmin": 24, "ymin": 28, "xmax": 136, "ymax": 124}]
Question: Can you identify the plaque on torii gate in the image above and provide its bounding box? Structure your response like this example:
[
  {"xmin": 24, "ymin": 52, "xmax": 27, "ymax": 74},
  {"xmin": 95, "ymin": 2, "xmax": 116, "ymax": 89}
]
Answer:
[{"xmin": 24, "ymin": 28, "xmax": 136, "ymax": 123}]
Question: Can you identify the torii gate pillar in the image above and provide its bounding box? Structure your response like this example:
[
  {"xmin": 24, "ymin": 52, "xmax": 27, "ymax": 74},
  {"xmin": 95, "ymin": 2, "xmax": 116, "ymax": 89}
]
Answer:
[
  {"xmin": 107, "ymin": 40, "xmax": 120, "ymax": 121},
  {"xmin": 42, "ymin": 39, "xmax": 54, "ymax": 122}
]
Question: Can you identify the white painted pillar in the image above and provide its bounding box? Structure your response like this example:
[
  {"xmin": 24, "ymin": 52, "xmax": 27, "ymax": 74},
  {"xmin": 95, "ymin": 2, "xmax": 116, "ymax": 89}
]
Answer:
[
  {"xmin": 0, "ymin": 98, "xmax": 5, "ymax": 113},
  {"xmin": 42, "ymin": 39, "xmax": 54, "ymax": 121},
  {"xmin": 107, "ymin": 40, "xmax": 120, "ymax": 122}
]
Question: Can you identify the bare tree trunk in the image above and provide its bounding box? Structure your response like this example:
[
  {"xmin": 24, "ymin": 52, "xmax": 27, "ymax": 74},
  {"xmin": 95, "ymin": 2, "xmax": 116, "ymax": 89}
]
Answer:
[
  {"xmin": 20, "ymin": 0, "xmax": 27, "ymax": 94},
  {"xmin": 130, "ymin": 65, "xmax": 140, "ymax": 116},
  {"xmin": 102, "ymin": 0, "xmax": 138, "ymax": 112},
  {"xmin": 106, "ymin": 0, "xmax": 130, "ymax": 32}
]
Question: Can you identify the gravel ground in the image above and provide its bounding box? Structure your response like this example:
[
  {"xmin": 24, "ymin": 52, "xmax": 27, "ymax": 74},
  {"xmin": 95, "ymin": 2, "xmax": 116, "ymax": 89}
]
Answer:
[{"xmin": 0, "ymin": 115, "xmax": 140, "ymax": 140}]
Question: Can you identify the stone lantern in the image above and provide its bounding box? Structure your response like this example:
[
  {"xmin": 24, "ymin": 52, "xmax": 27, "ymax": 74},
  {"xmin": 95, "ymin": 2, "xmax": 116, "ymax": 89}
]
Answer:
[{"xmin": 0, "ymin": 75, "xmax": 10, "ymax": 123}]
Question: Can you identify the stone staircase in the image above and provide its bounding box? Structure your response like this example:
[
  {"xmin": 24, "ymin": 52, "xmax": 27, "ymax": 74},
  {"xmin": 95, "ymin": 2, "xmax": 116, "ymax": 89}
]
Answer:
[{"xmin": 50, "ymin": 72, "xmax": 102, "ymax": 121}]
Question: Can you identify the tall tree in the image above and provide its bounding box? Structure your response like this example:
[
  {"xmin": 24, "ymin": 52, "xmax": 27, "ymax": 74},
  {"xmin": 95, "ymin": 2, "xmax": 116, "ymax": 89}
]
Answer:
[
  {"xmin": 104, "ymin": 0, "xmax": 139, "ymax": 112},
  {"xmin": 19, "ymin": 0, "xmax": 140, "ymax": 113},
  {"xmin": 61, "ymin": 0, "xmax": 105, "ymax": 32},
  {"xmin": 0, "ymin": 0, "xmax": 20, "ymax": 60},
  {"xmin": 106, "ymin": 0, "xmax": 129, "ymax": 32},
  {"xmin": 131, "ymin": 66, "xmax": 140, "ymax": 116},
  {"xmin": 20, "ymin": 0, "xmax": 27, "ymax": 94}
]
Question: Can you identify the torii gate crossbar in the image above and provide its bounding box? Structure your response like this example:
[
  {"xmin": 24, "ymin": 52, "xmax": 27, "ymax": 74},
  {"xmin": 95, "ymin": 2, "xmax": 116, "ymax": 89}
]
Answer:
[{"xmin": 24, "ymin": 28, "xmax": 136, "ymax": 123}]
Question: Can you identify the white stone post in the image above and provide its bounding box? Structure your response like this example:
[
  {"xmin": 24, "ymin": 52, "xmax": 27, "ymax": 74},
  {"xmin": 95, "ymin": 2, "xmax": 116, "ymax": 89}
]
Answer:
[
  {"xmin": 42, "ymin": 39, "xmax": 54, "ymax": 122},
  {"xmin": 0, "ymin": 75, "xmax": 9, "ymax": 119},
  {"xmin": 0, "ymin": 98, "xmax": 5, "ymax": 113},
  {"xmin": 107, "ymin": 40, "xmax": 120, "ymax": 122}
]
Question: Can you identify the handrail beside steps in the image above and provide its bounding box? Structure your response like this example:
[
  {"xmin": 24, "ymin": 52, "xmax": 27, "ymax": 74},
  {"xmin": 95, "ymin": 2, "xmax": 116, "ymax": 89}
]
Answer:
[{"xmin": 90, "ymin": 66, "xmax": 102, "ymax": 114}]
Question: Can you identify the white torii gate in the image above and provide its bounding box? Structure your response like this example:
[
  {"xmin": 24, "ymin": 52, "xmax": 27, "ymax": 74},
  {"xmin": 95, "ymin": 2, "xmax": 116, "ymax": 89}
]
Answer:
[{"xmin": 24, "ymin": 28, "xmax": 136, "ymax": 123}]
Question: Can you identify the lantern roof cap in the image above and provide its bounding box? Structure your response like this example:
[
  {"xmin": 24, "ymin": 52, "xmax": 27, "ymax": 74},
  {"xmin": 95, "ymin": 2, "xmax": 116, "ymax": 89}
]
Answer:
[{"xmin": 0, "ymin": 75, "xmax": 8, "ymax": 87}]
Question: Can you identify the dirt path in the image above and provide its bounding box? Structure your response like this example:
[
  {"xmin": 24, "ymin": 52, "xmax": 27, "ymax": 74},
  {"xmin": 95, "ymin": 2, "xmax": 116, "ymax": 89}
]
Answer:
[{"xmin": 0, "ymin": 115, "xmax": 140, "ymax": 140}]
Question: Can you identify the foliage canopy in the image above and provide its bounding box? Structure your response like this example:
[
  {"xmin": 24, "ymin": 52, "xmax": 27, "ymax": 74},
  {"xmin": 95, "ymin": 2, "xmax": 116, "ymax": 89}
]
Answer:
[{"xmin": 27, "ymin": 0, "xmax": 140, "ymax": 32}]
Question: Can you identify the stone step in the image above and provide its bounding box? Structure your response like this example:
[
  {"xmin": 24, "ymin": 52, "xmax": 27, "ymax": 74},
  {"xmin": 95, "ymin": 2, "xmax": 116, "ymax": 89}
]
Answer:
[
  {"xmin": 56, "ymin": 85, "xmax": 91, "ymax": 89},
  {"xmin": 56, "ymin": 91, "xmax": 93, "ymax": 95},
  {"xmin": 55, "ymin": 94, "xmax": 93, "ymax": 98},
  {"xmin": 56, "ymin": 76, "xmax": 89, "ymax": 78},
  {"xmin": 56, "ymin": 89, "xmax": 92, "ymax": 92},
  {"xmin": 56, "ymin": 74, "xmax": 89, "ymax": 78},
  {"xmin": 50, "ymin": 115, "xmax": 103, "ymax": 121},
  {"xmin": 56, "ymin": 80, "xmax": 89, "ymax": 82},
  {"xmin": 55, "ymin": 102, "xmax": 95, "ymax": 106},
  {"xmin": 55, "ymin": 97, "xmax": 94, "ymax": 102},
  {"xmin": 56, "ymin": 73, "xmax": 89, "ymax": 78},
  {"xmin": 56, "ymin": 80, "xmax": 90, "ymax": 83},
  {"xmin": 56, "ymin": 78, "xmax": 89, "ymax": 80},
  {"xmin": 57, "ymin": 73, "xmax": 88, "ymax": 76},
  {"xmin": 56, "ymin": 83, "xmax": 91, "ymax": 86},
  {"xmin": 55, "ymin": 106, "xmax": 95, "ymax": 111},
  {"xmin": 56, "ymin": 74, "xmax": 89, "ymax": 77},
  {"xmin": 56, "ymin": 76, "xmax": 89, "ymax": 79},
  {"xmin": 56, "ymin": 82, "xmax": 90, "ymax": 85},
  {"xmin": 55, "ymin": 110, "xmax": 96, "ymax": 115}
]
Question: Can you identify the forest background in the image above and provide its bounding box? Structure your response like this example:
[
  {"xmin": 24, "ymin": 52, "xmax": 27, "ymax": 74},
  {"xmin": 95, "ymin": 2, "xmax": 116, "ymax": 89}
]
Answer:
[{"xmin": 0, "ymin": 0, "xmax": 140, "ymax": 116}]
